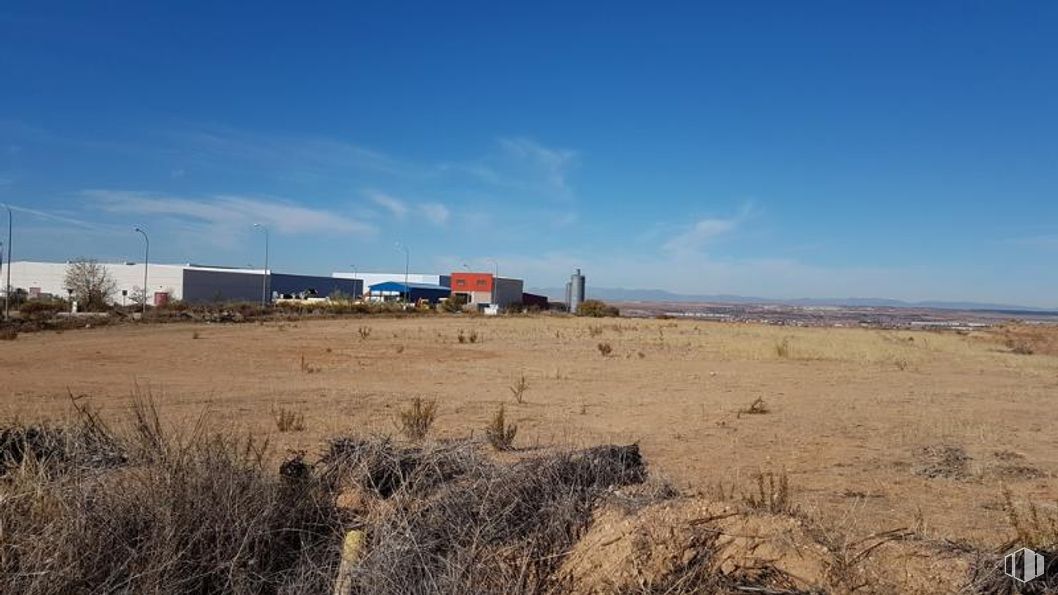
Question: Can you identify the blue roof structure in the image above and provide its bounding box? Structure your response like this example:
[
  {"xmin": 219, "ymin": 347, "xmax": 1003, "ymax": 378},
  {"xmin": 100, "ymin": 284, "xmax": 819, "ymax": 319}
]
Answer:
[
  {"xmin": 368, "ymin": 281, "xmax": 451, "ymax": 303},
  {"xmin": 368, "ymin": 281, "xmax": 449, "ymax": 292}
]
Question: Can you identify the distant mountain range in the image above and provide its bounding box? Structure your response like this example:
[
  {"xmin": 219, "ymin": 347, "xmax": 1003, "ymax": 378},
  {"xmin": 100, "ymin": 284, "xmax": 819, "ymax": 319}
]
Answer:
[{"xmin": 528, "ymin": 286, "xmax": 1056, "ymax": 313}]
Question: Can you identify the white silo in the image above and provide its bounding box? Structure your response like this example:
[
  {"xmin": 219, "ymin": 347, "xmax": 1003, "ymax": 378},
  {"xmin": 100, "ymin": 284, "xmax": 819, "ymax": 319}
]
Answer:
[{"xmin": 569, "ymin": 268, "xmax": 585, "ymax": 312}]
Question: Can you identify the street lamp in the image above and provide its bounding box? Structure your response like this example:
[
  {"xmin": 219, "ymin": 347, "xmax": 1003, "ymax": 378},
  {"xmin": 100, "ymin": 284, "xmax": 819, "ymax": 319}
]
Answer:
[
  {"xmin": 487, "ymin": 258, "xmax": 499, "ymax": 305},
  {"xmin": 394, "ymin": 241, "xmax": 409, "ymax": 303},
  {"xmin": 2, "ymin": 203, "xmax": 10, "ymax": 320},
  {"xmin": 134, "ymin": 227, "xmax": 149, "ymax": 316},
  {"xmin": 253, "ymin": 223, "xmax": 269, "ymax": 307}
]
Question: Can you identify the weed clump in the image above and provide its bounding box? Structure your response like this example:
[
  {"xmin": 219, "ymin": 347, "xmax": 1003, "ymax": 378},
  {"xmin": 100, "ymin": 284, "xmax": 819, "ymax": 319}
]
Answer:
[
  {"xmin": 737, "ymin": 397, "xmax": 770, "ymax": 417},
  {"xmin": 272, "ymin": 405, "xmax": 306, "ymax": 432},
  {"xmin": 509, "ymin": 374, "xmax": 529, "ymax": 404},
  {"xmin": 597, "ymin": 342, "xmax": 613, "ymax": 357},
  {"xmin": 398, "ymin": 397, "xmax": 437, "ymax": 441},
  {"xmin": 1009, "ymin": 340, "xmax": 1034, "ymax": 355},
  {"xmin": 485, "ymin": 403, "xmax": 518, "ymax": 451},
  {"xmin": 742, "ymin": 470, "xmax": 794, "ymax": 514},
  {"xmin": 457, "ymin": 329, "xmax": 479, "ymax": 344},
  {"xmin": 0, "ymin": 397, "xmax": 342, "ymax": 594}
]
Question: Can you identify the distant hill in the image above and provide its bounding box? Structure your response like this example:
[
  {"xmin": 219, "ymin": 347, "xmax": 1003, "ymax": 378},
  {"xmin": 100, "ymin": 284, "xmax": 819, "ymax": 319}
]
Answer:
[{"xmin": 528, "ymin": 286, "xmax": 1055, "ymax": 313}]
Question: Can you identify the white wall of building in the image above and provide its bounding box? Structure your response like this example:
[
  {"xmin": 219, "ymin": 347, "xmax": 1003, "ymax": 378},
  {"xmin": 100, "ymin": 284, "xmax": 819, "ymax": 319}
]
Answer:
[
  {"xmin": 6, "ymin": 261, "xmax": 185, "ymax": 303},
  {"xmin": 333, "ymin": 272, "xmax": 450, "ymax": 289}
]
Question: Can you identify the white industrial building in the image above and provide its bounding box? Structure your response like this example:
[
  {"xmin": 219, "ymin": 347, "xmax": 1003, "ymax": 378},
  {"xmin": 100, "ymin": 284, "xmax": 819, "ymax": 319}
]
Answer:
[
  {"xmin": 4, "ymin": 261, "xmax": 360, "ymax": 305},
  {"xmin": 4, "ymin": 261, "xmax": 193, "ymax": 304}
]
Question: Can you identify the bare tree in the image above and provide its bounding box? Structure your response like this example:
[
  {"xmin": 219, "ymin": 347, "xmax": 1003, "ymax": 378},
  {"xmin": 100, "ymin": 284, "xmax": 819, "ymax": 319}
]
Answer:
[
  {"xmin": 128, "ymin": 286, "xmax": 147, "ymax": 308},
  {"xmin": 64, "ymin": 259, "xmax": 117, "ymax": 311}
]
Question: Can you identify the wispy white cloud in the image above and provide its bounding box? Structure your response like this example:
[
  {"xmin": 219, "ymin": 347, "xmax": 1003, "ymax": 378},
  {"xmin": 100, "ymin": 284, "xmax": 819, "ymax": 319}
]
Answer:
[
  {"xmin": 661, "ymin": 202, "xmax": 756, "ymax": 255},
  {"xmin": 170, "ymin": 127, "xmax": 413, "ymax": 179},
  {"xmin": 86, "ymin": 190, "xmax": 375, "ymax": 236},
  {"xmin": 437, "ymin": 137, "xmax": 579, "ymax": 202},
  {"xmin": 3, "ymin": 203, "xmax": 102, "ymax": 230},
  {"xmin": 366, "ymin": 190, "xmax": 450, "ymax": 226},
  {"xmin": 498, "ymin": 137, "xmax": 578, "ymax": 195},
  {"xmin": 419, "ymin": 202, "xmax": 450, "ymax": 226},
  {"xmin": 662, "ymin": 217, "xmax": 738, "ymax": 253},
  {"xmin": 368, "ymin": 191, "xmax": 409, "ymax": 219}
]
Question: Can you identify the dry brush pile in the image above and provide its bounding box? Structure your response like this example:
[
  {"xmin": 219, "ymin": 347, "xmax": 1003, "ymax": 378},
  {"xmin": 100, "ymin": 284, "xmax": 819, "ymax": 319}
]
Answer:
[{"xmin": 0, "ymin": 397, "xmax": 1050, "ymax": 594}]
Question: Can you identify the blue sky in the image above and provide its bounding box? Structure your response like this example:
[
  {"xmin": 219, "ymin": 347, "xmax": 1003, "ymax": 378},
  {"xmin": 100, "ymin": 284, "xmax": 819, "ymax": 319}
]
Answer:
[{"xmin": 1, "ymin": 2, "xmax": 1056, "ymax": 306}]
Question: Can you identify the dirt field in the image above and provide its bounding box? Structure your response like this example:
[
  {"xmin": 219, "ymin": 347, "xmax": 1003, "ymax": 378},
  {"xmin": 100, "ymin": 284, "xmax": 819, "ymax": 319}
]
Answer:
[{"xmin": 2, "ymin": 316, "xmax": 1056, "ymax": 547}]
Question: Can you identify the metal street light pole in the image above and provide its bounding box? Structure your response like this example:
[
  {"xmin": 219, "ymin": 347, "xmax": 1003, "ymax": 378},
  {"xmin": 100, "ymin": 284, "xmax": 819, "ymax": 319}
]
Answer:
[
  {"xmin": 134, "ymin": 227, "xmax": 149, "ymax": 316},
  {"xmin": 487, "ymin": 258, "xmax": 499, "ymax": 305},
  {"xmin": 2, "ymin": 203, "xmax": 11, "ymax": 320},
  {"xmin": 395, "ymin": 242, "xmax": 409, "ymax": 303},
  {"xmin": 253, "ymin": 223, "xmax": 269, "ymax": 307}
]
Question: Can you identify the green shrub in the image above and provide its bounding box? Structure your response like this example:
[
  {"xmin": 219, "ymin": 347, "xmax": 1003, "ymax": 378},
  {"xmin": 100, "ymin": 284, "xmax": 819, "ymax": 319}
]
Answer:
[
  {"xmin": 576, "ymin": 299, "xmax": 619, "ymax": 318},
  {"xmin": 441, "ymin": 295, "xmax": 466, "ymax": 313}
]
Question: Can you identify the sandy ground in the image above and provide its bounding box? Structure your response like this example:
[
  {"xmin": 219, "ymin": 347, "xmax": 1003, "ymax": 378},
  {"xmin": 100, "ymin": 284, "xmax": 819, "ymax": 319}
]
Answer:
[{"xmin": 2, "ymin": 315, "xmax": 1056, "ymax": 546}]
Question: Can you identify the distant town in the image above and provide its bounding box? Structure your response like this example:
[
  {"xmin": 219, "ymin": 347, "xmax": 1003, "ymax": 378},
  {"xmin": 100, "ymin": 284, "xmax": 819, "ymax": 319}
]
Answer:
[{"xmin": 614, "ymin": 300, "xmax": 1058, "ymax": 330}]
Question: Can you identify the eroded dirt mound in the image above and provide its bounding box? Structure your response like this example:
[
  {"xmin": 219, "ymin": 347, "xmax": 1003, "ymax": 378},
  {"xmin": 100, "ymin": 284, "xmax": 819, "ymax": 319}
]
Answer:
[
  {"xmin": 559, "ymin": 497, "xmax": 828, "ymax": 593},
  {"xmin": 558, "ymin": 495, "xmax": 977, "ymax": 594}
]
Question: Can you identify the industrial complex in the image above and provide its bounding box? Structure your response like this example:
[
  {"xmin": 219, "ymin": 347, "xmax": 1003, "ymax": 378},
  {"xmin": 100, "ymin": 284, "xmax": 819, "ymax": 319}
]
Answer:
[{"xmin": 2, "ymin": 260, "xmax": 580, "ymax": 311}]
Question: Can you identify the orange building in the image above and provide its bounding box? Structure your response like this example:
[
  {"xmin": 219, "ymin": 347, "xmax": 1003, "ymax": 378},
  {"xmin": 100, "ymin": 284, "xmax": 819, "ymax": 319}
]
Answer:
[{"xmin": 450, "ymin": 272, "xmax": 523, "ymax": 307}]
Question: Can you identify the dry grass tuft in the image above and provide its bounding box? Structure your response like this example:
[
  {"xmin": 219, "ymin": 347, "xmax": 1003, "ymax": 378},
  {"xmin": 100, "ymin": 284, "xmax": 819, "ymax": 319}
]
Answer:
[
  {"xmin": 994, "ymin": 324, "xmax": 1058, "ymax": 356},
  {"xmin": 1003, "ymin": 488, "xmax": 1058, "ymax": 550},
  {"xmin": 0, "ymin": 327, "xmax": 17, "ymax": 341},
  {"xmin": 457, "ymin": 329, "xmax": 480, "ymax": 344},
  {"xmin": 737, "ymin": 397, "xmax": 770, "ymax": 417},
  {"xmin": 272, "ymin": 405, "xmax": 306, "ymax": 433},
  {"xmin": 597, "ymin": 342, "xmax": 613, "ymax": 357},
  {"xmin": 775, "ymin": 337, "xmax": 791, "ymax": 358},
  {"xmin": 1009, "ymin": 340, "xmax": 1034, "ymax": 355},
  {"xmin": 358, "ymin": 326, "xmax": 371, "ymax": 340},
  {"xmin": 485, "ymin": 403, "xmax": 518, "ymax": 451},
  {"xmin": 742, "ymin": 470, "xmax": 794, "ymax": 514},
  {"xmin": 0, "ymin": 398, "xmax": 342, "ymax": 594},
  {"xmin": 509, "ymin": 374, "xmax": 529, "ymax": 404},
  {"xmin": 398, "ymin": 397, "xmax": 437, "ymax": 441}
]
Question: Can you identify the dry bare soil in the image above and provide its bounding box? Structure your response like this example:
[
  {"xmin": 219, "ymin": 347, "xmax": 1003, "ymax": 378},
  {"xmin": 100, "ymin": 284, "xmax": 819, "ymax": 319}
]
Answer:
[{"xmin": 2, "ymin": 316, "xmax": 1057, "ymax": 548}]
